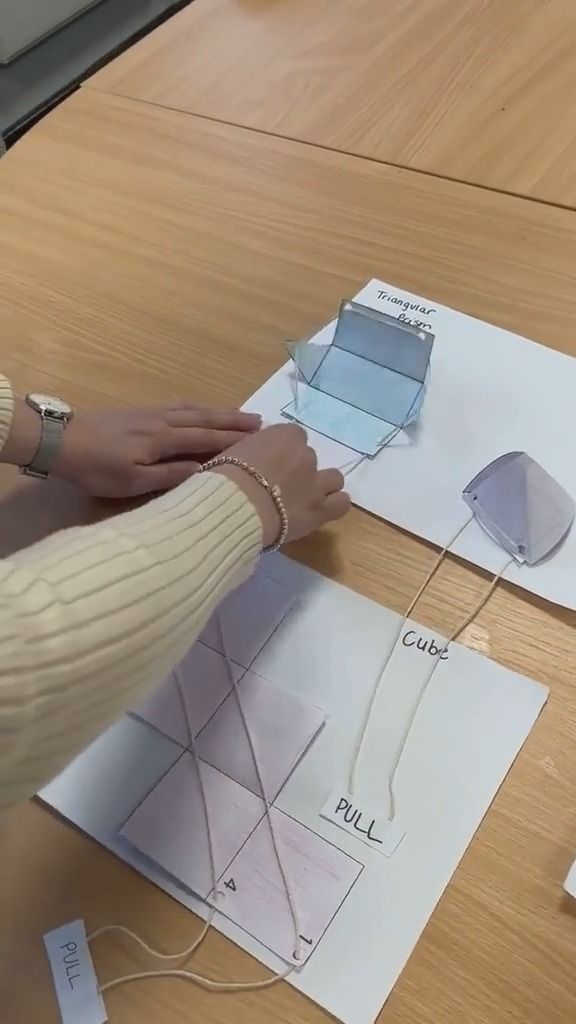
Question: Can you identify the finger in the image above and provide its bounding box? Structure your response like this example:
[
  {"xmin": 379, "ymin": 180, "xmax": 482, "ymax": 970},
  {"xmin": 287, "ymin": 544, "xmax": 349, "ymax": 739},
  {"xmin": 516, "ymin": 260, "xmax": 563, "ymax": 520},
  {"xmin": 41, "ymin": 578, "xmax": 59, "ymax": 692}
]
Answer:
[
  {"xmin": 166, "ymin": 408, "xmax": 262, "ymax": 433},
  {"xmin": 317, "ymin": 468, "xmax": 345, "ymax": 495},
  {"xmin": 160, "ymin": 428, "xmax": 260, "ymax": 458},
  {"xmin": 129, "ymin": 461, "xmax": 202, "ymax": 495},
  {"xmin": 166, "ymin": 401, "xmax": 231, "ymax": 414},
  {"xmin": 320, "ymin": 490, "xmax": 351, "ymax": 523},
  {"xmin": 305, "ymin": 444, "xmax": 318, "ymax": 470},
  {"xmin": 263, "ymin": 422, "xmax": 308, "ymax": 443}
]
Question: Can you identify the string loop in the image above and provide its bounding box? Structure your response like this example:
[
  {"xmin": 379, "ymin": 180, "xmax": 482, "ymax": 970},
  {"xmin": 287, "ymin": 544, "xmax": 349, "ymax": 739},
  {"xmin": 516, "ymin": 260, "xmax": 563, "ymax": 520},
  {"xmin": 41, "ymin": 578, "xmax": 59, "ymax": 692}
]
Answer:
[
  {"xmin": 89, "ymin": 611, "xmax": 300, "ymax": 995},
  {"xmin": 349, "ymin": 515, "xmax": 512, "ymax": 820},
  {"xmin": 90, "ymin": 516, "xmax": 512, "ymax": 995}
]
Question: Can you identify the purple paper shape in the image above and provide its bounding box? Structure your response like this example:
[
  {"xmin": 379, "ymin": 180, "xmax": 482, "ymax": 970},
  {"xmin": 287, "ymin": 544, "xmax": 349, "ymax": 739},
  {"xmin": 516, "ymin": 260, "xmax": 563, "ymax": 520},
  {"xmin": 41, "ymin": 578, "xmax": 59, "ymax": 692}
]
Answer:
[
  {"xmin": 120, "ymin": 757, "xmax": 265, "ymax": 898},
  {"xmin": 463, "ymin": 452, "xmax": 574, "ymax": 565},
  {"xmin": 195, "ymin": 671, "xmax": 326, "ymax": 800}
]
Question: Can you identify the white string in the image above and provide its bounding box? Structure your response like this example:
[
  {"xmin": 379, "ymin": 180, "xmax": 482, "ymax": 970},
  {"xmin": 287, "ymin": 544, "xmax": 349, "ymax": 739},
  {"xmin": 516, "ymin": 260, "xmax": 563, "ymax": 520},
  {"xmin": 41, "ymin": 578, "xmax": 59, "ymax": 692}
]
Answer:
[
  {"xmin": 88, "ymin": 916, "xmax": 211, "ymax": 969},
  {"xmin": 88, "ymin": 678, "xmax": 216, "ymax": 969},
  {"xmin": 90, "ymin": 542, "xmax": 512, "ymax": 992},
  {"xmin": 98, "ymin": 962, "xmax": 294, "ymax": 995},
  {"xmin": 382, "ymin": 557, "xmax": 513, "ymax": 820},
  {"xmin": 349, "ymin": 517, "xmax": 514, "ymax": 821},
  {"xmin": 339, "ymin": 452, "xmax": 368, "ymax": 477},
  {"xmin": 348, "ymin": 515, "xmax": 473, "ymax": 798},
  {"xmin": 90, "ymin": 610, "xmax": 300, "ymax": 996},
  {"xmin": 214, "ymin": 614, "xmax": 303, "ymax": 961}
]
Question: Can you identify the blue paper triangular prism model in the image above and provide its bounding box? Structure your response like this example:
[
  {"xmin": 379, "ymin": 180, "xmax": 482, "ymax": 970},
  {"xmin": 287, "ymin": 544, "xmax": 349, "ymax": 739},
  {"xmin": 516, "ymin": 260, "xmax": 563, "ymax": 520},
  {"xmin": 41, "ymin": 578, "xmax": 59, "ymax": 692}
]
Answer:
[{"xmin": 282, "ymin": 300, "xmax": 434, "ymax": 455}]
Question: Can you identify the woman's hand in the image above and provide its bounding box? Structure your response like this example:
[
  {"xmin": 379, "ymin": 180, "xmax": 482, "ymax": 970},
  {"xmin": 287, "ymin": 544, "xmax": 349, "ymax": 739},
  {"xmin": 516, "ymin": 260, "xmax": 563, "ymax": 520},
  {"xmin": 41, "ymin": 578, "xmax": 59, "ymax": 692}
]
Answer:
[
  {"xmin": 52, "ymin": 403, "xmax": 262, "ymax": 497},
  {"xmin": 213, "ymin": 424, "xmax": 351, "ymax": 547}
]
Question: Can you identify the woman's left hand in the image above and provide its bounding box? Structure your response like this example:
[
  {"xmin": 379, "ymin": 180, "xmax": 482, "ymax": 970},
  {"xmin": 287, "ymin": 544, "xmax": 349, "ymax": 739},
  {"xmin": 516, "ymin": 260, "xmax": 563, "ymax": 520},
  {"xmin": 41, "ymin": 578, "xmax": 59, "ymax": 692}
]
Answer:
[{"xmin": 53, "ymin": 403, "xmax": 262, "ymax": 497}]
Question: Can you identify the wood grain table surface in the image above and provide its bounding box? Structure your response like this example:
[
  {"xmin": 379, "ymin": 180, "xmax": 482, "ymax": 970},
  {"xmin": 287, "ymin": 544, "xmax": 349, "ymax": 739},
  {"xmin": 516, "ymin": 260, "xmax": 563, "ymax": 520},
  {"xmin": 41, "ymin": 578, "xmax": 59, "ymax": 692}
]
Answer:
[
  {"xmin": 2, "ymin": 87, "xmax": 576, "ymax": 1024},
  {"xmin": 88, "ymin": 0, "xmax": 576, "ymax": 208}
]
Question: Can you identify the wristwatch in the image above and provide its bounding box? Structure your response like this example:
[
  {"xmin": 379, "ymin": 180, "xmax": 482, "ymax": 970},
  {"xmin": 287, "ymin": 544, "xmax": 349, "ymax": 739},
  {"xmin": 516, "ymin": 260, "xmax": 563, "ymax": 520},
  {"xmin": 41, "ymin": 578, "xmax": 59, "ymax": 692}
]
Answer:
[{"xmin": 20, "ymin": 393, "xmax": 73, "ymax": 479}]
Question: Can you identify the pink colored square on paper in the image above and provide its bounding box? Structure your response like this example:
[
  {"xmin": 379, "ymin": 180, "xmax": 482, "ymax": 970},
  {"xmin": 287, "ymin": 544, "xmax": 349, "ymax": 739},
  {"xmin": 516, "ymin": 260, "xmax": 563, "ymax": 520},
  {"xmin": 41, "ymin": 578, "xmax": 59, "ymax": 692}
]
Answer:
[
  {"xmin": 120, "ymin": 756, "xmax": 264, "ymax": 898},
  {"xmin": 200, "ymin": 571, "xmax": 296, "ymax": 668},
  {"xmin": 196, "ymin": 672, "xmax": 326, "ymax": 799},
  {"xmin": 209, "ymin": 809, "xmax": 362, "ymax": 963},
  {"xmin": 132, "ymin": 643, "xmax": 242, "ymax": 746}
]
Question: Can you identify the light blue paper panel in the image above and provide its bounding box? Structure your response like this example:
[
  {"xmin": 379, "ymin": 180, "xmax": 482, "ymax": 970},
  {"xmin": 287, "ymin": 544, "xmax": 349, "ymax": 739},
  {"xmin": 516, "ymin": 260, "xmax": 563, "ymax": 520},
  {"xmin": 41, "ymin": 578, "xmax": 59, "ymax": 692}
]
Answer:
[
  {"xmin": 286, "ymin": 341, "xmax": 328, "ymax": 383},
  {"xmin": 333, "ymin": 301, "xmax": 433, "ymax": 381},
  {"xmin": 402, "ymin": 375, "xmax": 426, "ymax": 425},
  {"xmin": 311, "ymin": 346, "xmax": 422, "ymax": 425},
  {"xmin": 282, "ymin": 387, "xmax": 395, "ymax": 456}
]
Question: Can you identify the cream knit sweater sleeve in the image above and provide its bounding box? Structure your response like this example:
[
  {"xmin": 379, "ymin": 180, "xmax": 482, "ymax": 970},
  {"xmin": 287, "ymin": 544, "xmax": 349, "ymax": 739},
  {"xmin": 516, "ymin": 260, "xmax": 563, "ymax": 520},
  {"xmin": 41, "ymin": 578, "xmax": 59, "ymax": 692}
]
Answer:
[{"xmin": 0, "ymin": 377, "xmax": 262, "ymax": 810}]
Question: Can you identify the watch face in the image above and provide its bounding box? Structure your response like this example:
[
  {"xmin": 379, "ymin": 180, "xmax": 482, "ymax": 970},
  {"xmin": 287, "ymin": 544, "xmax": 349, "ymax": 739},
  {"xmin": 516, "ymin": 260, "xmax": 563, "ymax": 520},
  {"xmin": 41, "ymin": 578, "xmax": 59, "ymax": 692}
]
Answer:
[{"xmin": 27, "ymin": 394, "xmax": 73, "ymax": 419}]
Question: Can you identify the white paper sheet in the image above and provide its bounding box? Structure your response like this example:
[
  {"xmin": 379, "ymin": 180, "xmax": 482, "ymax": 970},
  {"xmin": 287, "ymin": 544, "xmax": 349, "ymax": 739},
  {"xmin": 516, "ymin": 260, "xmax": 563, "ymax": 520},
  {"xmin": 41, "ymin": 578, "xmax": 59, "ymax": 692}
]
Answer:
[
  {"xmin": 243, "ymin": 279, "xmax": 576, "ymax": 608},
  {"xmin": 564, "ymin": 859, "xmax": 576, "ymax": 898},
  {"xmin": 40, "ymin": 555, "xmax": 547, "ymax": 1024},
  {"xmin": 43, "ymin": 920, "xmax": 108, "ymax": 1024}
]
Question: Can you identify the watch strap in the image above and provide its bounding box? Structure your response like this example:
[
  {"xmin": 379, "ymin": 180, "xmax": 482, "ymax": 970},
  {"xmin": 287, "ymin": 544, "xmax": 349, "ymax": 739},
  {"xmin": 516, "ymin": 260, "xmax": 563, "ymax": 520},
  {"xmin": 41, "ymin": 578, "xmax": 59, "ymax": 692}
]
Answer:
[{"xmin": 25, "ymin": 415, "xmax": 65, "ymax": 478}]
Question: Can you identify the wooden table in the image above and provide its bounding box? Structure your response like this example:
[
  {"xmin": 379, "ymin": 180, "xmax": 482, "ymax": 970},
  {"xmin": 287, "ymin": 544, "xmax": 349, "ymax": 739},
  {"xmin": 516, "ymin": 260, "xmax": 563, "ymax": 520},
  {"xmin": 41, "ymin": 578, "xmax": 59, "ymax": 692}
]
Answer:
[
  {"xmin": 88, "ymin": 0, "xmax": 576, "ymax": 208},
  {"xmin": 2, "ymin": 87, "xmax": 576, "ymax": 1024}
]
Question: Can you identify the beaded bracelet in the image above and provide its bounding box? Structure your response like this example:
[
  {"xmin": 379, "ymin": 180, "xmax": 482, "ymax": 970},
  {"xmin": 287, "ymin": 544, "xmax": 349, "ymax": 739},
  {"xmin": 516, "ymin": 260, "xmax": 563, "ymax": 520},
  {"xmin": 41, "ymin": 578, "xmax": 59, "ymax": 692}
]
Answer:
[{"xmin": 201, "ymin": 455, "xmax": 289, "ymax": 553}]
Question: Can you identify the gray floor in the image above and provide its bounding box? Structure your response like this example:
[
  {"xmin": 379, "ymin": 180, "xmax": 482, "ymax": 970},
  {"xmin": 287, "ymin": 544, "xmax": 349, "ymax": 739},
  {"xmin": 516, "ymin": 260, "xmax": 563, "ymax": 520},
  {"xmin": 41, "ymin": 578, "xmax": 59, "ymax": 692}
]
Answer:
[{"xmin": 0, "ymin": 0, "xmax": 191, "ymax": 142}]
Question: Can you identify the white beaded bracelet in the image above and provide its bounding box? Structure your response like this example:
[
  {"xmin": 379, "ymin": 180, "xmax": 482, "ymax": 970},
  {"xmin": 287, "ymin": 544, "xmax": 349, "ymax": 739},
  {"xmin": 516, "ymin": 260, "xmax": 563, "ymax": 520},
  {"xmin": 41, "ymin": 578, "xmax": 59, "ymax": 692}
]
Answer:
[{"xmin": 201, "ymin": 456, "xmax": 289, "ymax": 553}]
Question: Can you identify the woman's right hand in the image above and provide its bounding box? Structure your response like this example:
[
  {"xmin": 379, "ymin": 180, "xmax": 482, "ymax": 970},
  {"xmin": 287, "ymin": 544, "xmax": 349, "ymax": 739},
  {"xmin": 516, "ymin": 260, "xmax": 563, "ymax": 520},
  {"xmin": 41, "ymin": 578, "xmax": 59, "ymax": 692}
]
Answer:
[{"xmin": 212, "ymin": 424, "xmax": 350, "ymax": 548}]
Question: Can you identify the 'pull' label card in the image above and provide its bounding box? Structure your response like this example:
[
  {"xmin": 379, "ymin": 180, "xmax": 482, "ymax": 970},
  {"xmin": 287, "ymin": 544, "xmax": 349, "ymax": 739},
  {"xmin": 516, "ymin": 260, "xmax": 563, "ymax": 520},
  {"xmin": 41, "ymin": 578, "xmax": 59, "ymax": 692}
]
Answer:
[
  {"xmin": 44, "ymin": 919, "xmax": 107, "ymax": 1024},
  {"xmin": 320, "ymin": 789, "xmax": 406, "ymax": 857}
]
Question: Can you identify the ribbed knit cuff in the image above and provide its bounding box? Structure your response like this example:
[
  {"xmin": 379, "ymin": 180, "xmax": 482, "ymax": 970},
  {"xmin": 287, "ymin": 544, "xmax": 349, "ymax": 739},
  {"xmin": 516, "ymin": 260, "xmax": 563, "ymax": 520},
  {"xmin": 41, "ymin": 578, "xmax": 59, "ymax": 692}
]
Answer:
[
  {"xmin": 0, "ymin": 471, "xmax": 263, "ymax": 808},
  {"xmin": 0, "ymin": 376, "xmax": 14, "ymax": 454}
]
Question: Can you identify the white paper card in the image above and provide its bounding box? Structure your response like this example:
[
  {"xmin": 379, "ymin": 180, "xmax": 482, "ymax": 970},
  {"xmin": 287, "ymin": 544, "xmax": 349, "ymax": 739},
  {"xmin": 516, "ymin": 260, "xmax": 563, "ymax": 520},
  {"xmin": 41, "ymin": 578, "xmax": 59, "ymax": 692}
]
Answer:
[
  {"xmin": 320, "ymin": 789, "xmax": 406, "ymax": 857},
  {"xmin": 40, "ymin": 556, "xmax": 548, "ymax": 1024},
  {"xmin": 243, "ymin": 279, "xmax": 576, "ymax": 609},
  {"xmin": 564, "ymin": 859, "xmax": 576, "ymax": 898},
  {"xmin": 44, "ymin": 919, "xmax": 107, "ymax": 1024}
]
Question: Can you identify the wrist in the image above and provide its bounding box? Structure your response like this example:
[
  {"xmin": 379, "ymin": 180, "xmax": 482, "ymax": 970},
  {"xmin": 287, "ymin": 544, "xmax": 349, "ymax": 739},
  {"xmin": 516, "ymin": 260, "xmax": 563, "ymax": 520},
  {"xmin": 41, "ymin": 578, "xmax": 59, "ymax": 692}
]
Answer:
[
  {"xmin": 210, "ymin": 465, "xmax": 281, "ymax": 549},
  {"xmin": 0, "ymin": 398, "xmax": 42, "ymax": 467}
]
